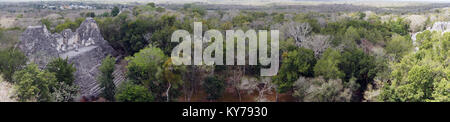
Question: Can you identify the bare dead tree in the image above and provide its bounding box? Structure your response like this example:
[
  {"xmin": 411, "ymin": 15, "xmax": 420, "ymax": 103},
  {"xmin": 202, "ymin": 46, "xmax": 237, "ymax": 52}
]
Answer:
[
  {"xmin": 229, "ymin": 65, "xmax": 244, "ymax": 102},
  {"xmin": 301, "ymin": 35, "xmax": 331, "ymax": 57},
  {"xmin": 284, "ymin": 21, "xmax": 312, "ymax": 47},
  {"xmin": 256, "ymin": 78, "xmax": 274, "ymax": 102}
]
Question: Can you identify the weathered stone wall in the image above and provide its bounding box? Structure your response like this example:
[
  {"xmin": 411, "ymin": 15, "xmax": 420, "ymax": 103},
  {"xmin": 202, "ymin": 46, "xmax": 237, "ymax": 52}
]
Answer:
[
  {"xmin": 428, "ymin": 22, "xmax": 450, "ymax": 33},
  {"xmin": 18, "ymin": 17, "xmax": 121, "ymax": 97}
]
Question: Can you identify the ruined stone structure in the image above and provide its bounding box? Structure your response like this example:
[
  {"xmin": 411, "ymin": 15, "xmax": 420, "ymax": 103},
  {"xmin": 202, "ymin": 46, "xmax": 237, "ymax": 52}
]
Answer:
[
  {"xmin": 18, "ymin": 18, "xmax": 125, "ymax": 97},
  {"xmin": 427, "ymin": 22, "xmax": 450, "ymax": 33},
  {"xmin": 411, "ymin": 21, "xmax": 450, "ymax": 51}
]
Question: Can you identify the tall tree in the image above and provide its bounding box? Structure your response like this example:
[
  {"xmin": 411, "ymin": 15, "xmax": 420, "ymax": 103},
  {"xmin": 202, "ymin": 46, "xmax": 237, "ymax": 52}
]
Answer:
[
  {"xmin": 162, "ymin": 58, "xmax": 186, "ymax": 102},
  {"xmin": 339, "ymin": 48, "xmax": 377, "ymax": 101},
  {"xmin": 126, "ymin": 46, "xmax": 167, "ymax": 101},
  {"xmin": 98, "ymin": 55, "xmax": 116, "ymax": 101},
  {"xmin": 314, "ymin": 48, "xmax": 344, "ymax": 80},
  {"xmin": 111, "ymin": 6, "xmax": 120, "ymax": 17},
  {"xmin": 46, "ymin": 58, "xmax": 76, "ymax": 85},
  {"xmin": 388, "ymin": 18, "xmax": 409, "ymax": 36},
  {"xmin": 0, "ymin": 48, "xmax": 27, "ymax": 83},
  {"xmin": 46, "ymin": 58, "xmax": 78, "ymax": 102},
  {"xmin": 273, "ymin": 47, "xmax": 316, "ymax": 93}
]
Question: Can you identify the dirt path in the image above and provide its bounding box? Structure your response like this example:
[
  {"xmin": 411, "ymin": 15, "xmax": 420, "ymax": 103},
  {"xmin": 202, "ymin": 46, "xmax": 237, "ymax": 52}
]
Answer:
[{"xmin": 0, "ymin": 75, "xmax": 16, "ymax": 102}]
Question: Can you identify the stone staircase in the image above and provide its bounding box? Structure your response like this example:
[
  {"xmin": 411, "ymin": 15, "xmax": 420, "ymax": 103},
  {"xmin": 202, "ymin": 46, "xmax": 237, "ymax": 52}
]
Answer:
[{"xmin": 89, "ymin": 64, "xmax": 127, "ymax": 97}]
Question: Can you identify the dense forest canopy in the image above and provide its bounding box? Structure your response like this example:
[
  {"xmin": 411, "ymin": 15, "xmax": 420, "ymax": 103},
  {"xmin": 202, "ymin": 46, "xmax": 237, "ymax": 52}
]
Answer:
[{"xmin": 0, "ymin": 1, "xmax": 448, "ymax": 102}]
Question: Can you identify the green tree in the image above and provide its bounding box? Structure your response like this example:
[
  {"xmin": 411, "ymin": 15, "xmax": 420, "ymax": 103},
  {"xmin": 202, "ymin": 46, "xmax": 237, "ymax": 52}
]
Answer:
[
  {"xmin": 357, "ymin": 12, "xmax": 366, "ymax": 20},
  {"xmin": 443, "ymin": 32, "xmax": 450, "ymax": 51},
  {"xmin": 98, "ymin": 55, "xmax": 116, "ymax": 101},
  {"xmin": 386, "ymin": 34, "xmax": 413, "ymax": 61},
  {"xmin": 380, "ymin": 31, "xmax": 449, "ymax": 102},
  {"xmin": 46, "ymin": 58, "xmax": 78, "ymax": 102},
  {"xmin": 342, "ymin": 26, "xmax": 359, "ymax": 48},
  {"xmin": 162, "ymin": 58, "xmax": 186, "ymax": 102},
  {"xmin": 97, "ymin": 16, "xmax": 125, "ymax": 53},
  {"xmin": 115, "ymin": 82, "xmax": 154, "ymax": 102},
  {"xmin": 111, "ymin": 6, "xmax": 120, "ymax": 17},
  {"xmin": 339, "ymin": 48, "xmax": 377, "ymax": 98},
  {"xmin": 53, "ymin": 18, "xmax": 85, "ymax": 33},
  {"xmin": 46, "ymin": 58, "xmax": 76, "ymax": 85},
  {"xmin": 151, "ymin": 14, "xmax": 178, "ymax": 55},
  {"xmin": 124, "ymin": 50, "xmax": 185, "ymax": 102},
  {"xmin": 203, "ymin": 76, "xmax": 225, "ymax": 101},
  {"xmin": 126, "ymin": 46, "xmax": 167, "ymax": 101},
  {"xmin": 431, "ymin": 78, "xmax": 449, "ymax": 102},
  {"xmin": 404, "ymin": 65, "xmax": 434, "ymax": 100},
  {"xmin": 0, "ymin": 48, "xmax": 27, "ymax": 83},
  {"xmin": 232, "ymin": 14, "xmax": 253, "ymax": 28},
  {"xmin": 84, "ymin": 12, "xmax": 96, "ymax": 18},
  {"xmin": 273, "ymin": 47, "xmax": 316, "ymax": 93},
  {"xmin": 182, "ymin": 3, "xmax": 206, "ymax": 17},
  {"xmin": 156, "ymin": 7, "xmax": 165, "ymax": 13},
  {"xmin": 388, "ymin": 18, "xmax": 409, "ymax": 36},
  {"xmin": 13, "ymin": 64, "xmax": 56, "ymax": 102},
  {"xmin": 40, "ymin": 18, "xmax": 52, "ymax": 31},
  {"xmin": 272, "ymin": 13, "xmax": 285, "ymax": 23},
  {"xmin": 100, "ymin": 12, "xmax": 110, "ymax": 17},
  {"xmin": 314, "ymin": 48, "xmax": 344, "ymax": 80},
  {"xmin": 122, "ymin": 16, "xmax": 154, "ymax": 54},
  {"xmin": 147, "ymin": 2, "xmax": 156, "ymax": 8},
  {"xmin": 322, "ymin": 18, "xmax": 391, "ymax": 46},
  {"xmin": 382, "ymin": 65, "xmax": 434, "ymax": 102}
]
